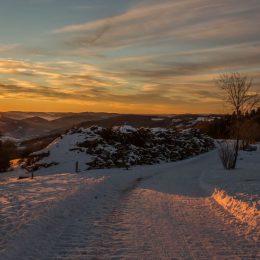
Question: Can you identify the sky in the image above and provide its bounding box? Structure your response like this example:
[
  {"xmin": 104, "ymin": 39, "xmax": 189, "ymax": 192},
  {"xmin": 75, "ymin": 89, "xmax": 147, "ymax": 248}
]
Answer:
[{"xmin": 0, "ymin": 0, "xmax": 260, "ymax": 114}]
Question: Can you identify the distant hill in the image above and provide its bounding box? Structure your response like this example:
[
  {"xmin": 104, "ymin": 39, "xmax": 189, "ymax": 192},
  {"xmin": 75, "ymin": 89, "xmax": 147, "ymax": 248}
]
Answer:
[
  {"xmin": 80, "ymin": 115, "xmax": 171, "ymax": 128},
  {"xmin": 0, "ymin": 111, "xmax": 70, "ymax": 121},
  {"xmin": 80, "ymin": 114, "xmax": 221, "ymax": 129},
  {"xmin": 21, "ymin": 116, "xmax": 50, "ymax": 125},
  {"xmin": 0, "ymin": 112, "xmax": 117, "ymax": 140},
  {"xmin": 0, "ymin": 111, "xmax": 221, "ymax": 141}
]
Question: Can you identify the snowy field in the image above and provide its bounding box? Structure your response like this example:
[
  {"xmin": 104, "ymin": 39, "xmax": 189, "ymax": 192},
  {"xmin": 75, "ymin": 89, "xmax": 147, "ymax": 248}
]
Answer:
[{"xmin": 0, "ymin": 149, "xmax": 259, "ymax": 259}]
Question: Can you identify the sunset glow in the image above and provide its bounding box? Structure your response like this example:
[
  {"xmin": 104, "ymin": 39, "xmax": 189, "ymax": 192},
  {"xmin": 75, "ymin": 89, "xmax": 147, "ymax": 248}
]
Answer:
[{"xmin": 0, "ymin": 0, "xmax": 260, "ymax": 114}]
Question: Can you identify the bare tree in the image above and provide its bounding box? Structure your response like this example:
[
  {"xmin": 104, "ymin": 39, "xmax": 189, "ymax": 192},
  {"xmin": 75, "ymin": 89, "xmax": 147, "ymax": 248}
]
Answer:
[
  {"xmin": 217, "ymin": 73, "xmax": 259, "ymax": 116},
  {"xmin": 216, "ymin": 72, "xmax": 259, "ymax": 169}
]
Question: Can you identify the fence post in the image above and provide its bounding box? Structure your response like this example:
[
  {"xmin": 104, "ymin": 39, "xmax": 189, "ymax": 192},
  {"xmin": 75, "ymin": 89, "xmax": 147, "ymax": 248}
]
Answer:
[{"xmin": 75, "ymin": 161, "xmax": 79, "ymax": 173}]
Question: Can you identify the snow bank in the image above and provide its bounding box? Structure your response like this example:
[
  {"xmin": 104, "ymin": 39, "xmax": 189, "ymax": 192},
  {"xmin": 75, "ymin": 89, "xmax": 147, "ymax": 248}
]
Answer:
[
  {"xmin": 200, "ymin": 147, "xmax": 260, "ymax": 230},
  {"xmin": 213, "ymin": 189, "xmax": 259, "ymax": 228}
]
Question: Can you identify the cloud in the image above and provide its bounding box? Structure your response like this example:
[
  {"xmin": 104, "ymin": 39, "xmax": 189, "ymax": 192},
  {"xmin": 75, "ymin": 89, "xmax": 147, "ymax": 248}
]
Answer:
[
  {"xmin": 104, "ymin": 41, "xmax": 260, "ymax": 86},
  {"xmin": 0, "ymin": 57, "xmax": 224, "ymax": 111},
  {"xmin": 0, "ymin": 59, "xmax": 129, "ymax": 101},
  {"xmin": 0, "ymin": 44, "xmax": 19, "ymax": 53},
  {"xmin": 54, "ymin": 0, "xmax": 260, "ymax": 48},
  {"xmin": 1, "ymin": 0, "xmax": 260, "ymax": 114}
]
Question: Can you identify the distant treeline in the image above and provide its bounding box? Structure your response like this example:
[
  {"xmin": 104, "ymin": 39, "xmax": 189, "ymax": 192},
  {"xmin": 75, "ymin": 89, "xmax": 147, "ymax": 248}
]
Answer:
[
  {"xmin": 197, "ymin": 108, "xmax": 260, "ymax": 142},
  {"xmin": 0, "ymin": 139, "xmax": 17, "ymax": 172}
]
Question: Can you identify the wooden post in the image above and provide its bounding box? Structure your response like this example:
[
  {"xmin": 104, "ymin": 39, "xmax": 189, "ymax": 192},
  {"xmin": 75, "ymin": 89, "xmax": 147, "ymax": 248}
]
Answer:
[
  {"xmin": 31, "ymin": 170, "xmax": 34, "ymax": 179},
  {"xmin": 75, "ymin": 161, "xmax": 79, "ymax": 173}
]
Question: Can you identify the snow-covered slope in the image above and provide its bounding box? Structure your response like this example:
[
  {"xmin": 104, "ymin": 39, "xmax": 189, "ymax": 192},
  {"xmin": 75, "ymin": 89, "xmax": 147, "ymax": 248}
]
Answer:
[
  {"xmin": 29, "ymin": 128, "xmax": 95, "ymax": 173},
  {"xmin": 24, "ymin": 126, "xmax": 214, "ymax": 174}
]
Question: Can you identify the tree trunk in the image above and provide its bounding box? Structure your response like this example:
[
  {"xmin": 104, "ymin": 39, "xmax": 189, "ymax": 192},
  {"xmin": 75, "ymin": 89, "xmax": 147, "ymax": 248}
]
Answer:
[{"xmin": 232, "ymin": 119, "xmax": 240, "ymax": 169}]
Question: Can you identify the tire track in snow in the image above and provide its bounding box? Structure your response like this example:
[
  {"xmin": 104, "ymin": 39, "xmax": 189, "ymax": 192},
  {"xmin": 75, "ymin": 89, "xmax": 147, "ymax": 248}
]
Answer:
[
  {"xmin": 82, "ymin": 189, "xmax": 258, "ymax": 259},
  {"xmin": 2, "ymin": 152, "xmax": 259, "ymax": 259},
  {"xmin": 46, "ymin": 172, "xmax": 258, "ymax": 259}
]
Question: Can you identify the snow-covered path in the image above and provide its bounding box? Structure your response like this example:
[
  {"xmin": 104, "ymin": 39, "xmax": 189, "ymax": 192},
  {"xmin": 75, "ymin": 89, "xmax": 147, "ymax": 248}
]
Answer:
[{"xmin": 2, "ymin": 151, "xmax": 259, "ymax": 259}]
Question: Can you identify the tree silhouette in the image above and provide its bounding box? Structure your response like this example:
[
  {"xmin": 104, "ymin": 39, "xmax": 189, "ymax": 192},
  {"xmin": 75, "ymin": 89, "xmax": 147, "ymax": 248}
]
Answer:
[{"xmin": 216, "ymin": 72, "xmax": 259, "ymax": 169}]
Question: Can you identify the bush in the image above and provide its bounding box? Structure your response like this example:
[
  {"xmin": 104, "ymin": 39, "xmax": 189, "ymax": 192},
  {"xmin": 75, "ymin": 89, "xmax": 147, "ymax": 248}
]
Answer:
[{"xmin": 217, "ymin": 140, "xmax": 237, "ymax": 170}]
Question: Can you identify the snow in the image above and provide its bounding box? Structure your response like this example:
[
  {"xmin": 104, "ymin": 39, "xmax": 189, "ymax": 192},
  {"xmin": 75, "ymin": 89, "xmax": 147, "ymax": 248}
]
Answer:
[
  {"xmin": 31, "ymin": 129, "xmax": 94, "ymax": 173},
  {"xmin": 0, "ymin": 136, "xmax": 20, "ymax": 142},
  {"xmin": 0, "ymin": 148, "xmax": 259, "ymax": 258},
  {"xmin": 0, "ymin": 134, "xmax": 259, "ymax": 258},
  {"xmin": 171, "ymin": 116, "xmax": 222, "ymax": 129},
  {"xmin": 193, "ymin": 116, "xmax": 221, "ymax": 123},
  {"xmin": 151, "ymin": 118, "xmax": 164, "ymax": 121},
  {"xmin": 200, "ymin": 145, "xmax": 260, "ymax": 231},
  {"xmin": 0, "ymin": 171, "xmax": 105, "ymax": 254},
  {"xmin": 150, "ymin": 127, "xmax": 167, "ymax": 133},
  {"xmin": 172, "ymin": 118, "xmax": 182, "ymax": 123},
  {"xmin": 113, "ymin": 125, "xmax": 137, "ymax": 134},
  {"xmin": 1, "ymin": 162, "xmax": 176, "ymax": 258}
]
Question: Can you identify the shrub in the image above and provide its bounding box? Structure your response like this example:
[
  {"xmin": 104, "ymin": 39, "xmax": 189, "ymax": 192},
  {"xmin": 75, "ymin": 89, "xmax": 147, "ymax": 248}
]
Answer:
[{"xmin": 217, "ymin": 140, "xmax": 237, "ymax": 170}]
